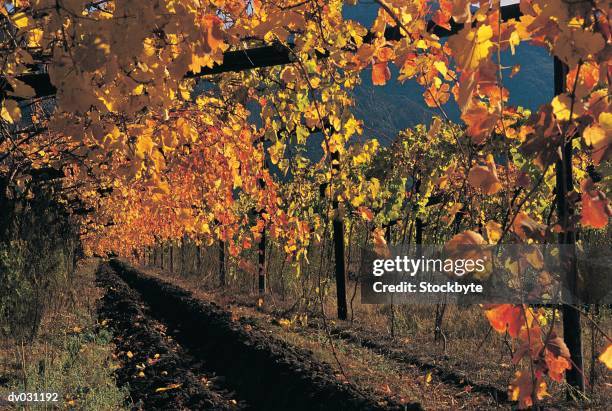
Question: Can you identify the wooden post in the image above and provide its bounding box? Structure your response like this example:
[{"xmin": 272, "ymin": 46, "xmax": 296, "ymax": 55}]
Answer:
[
  {"xmin": 415, "ymin": 217, "xmax": 424, "ymax": 256},
  {"xmin": 258, "ymin": 227, "xmax": 266, "ymax": 294},
  {"xmin": 219, "ymin": 239, "xmax": 226, "ymax": 286},
  {"xmin": 169, "ymin": 242, "xmax": 174, "ymax": 273},
  {"xmin": 385, "ymin": 224, "xmax": 395, "ymax": 337},
  {"xmin": 257, "ymin": 155, "xmax": 268, "ymax": 295},
  {"xmin": 554, "ymin": 57, "xmax": 584, "ymax": 392},
  {"xmin": 180, "ymin": 237, "xmax": 186, "ymax": 276},
  {"xmin": 196, "ymin": 242, "xmax": 202, "ymax": 274},
  {"xmin": 331, "ymin": 151, "xmax": 348, "ymax": 320}
]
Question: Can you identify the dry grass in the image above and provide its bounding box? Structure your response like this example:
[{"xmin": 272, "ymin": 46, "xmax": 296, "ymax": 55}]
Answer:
[{"xmin": 0, "ymin": 259, "xmax": 128, "ymax": 410}]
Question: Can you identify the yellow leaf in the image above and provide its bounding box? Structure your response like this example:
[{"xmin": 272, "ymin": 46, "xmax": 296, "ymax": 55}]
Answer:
[
  {"xmin": 448, "ymin": 25, "xmax": 493, "ymax": 71},
  {"xmin": 583, "ymin": 122, "xmax": 611, "ymax": 165},
  {"xmin": 599, "ymin": 344, "xmax": 612, "ymax": 369},
  {"xmin": 551, "ymin": 94, "xmax": 584, "ymax": 122},
  {"xmin": 509, "ymin": 31, "xmax": 520, "ymax": 55},
  {"xmin": 485, "ymin": 221, "xmax": 502, "ymax": 243},
  {"xmin": 28, "ymin": 28, "xmax": 44, "ymax": 47},
  {"xmin": 278, "ymin": 318, "xmax": 292, "ymax": 329},
  {"xmin": 433, "ymin": 61, "xmax": 447, "ymax": 78},
  {"xmin": 1, "ymin": 100, "xmax": 21, "ymax": 124},
  {"xmin": 11, "ymin": 12, "xmax": 29, "ymax": 29},
  {"xmin": 126, "ymin": 351, "xmax": 134, "ymax": 359},
  {"xmin": 153, "ymin": 180, "xmax": 170, "ymax": 195},
  {"xmin": 135, "ymin": 135, "xmax": 155, "ymax": 159},
  {"xmin": 155, "ymin": 383, "xmax": 182, "ymax": 393}
]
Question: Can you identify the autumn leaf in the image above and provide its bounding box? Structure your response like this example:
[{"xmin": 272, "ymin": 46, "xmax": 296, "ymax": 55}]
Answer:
[
  {"xmin": 373, "ymin": 227, "xmax": 390, "ymax": 257},
  {"xmin": 468, "ymin": 156, "xmax": 502, "ymax": 195},
  {"xmin": 155, "ymin": 383, "xmax": 182, "ymax": 393},
  {"xmin": 545, "ymin": 350, "xmax": 571, "ymax": 382},
  {"xmin": 462, "ymin": 100, "xmax": 497, "ymax": 143},
  {"xmin": 1, "ymin": 100, "xmax": 21, "ymax": 124},
  {"xmin": 425, "ymin": 82, "xmax": 450, "ymax": 107},
  {"xmin": 432, "ymin": 0, "xmax": 452, "ymax": 30},
  {"xmin": 484, "ymin": 221, "xmax": 502, "ymax": 243},
  {"xmin": 11, "ymin": 12, "xmax": 29, "ymax": 29},
  {"xmin": 599, "ymin": 344, "xmax": 612, "ymax": 369},
  {"xmin": 551, "ymin": 94, "xmax": 584, "ymax": 122},
  {"xmin": 523, "ymin": 246, "xmax": 544, "ymax": 270},
  {"xmin": 509, "ymin": 371, "xmax": 549, "ymax": 409},
  {"xmin": 278, "ymin": 318, "xmax": 292, "ymax": 329},
  {"xmin": 372, "ymin": 62, "xmax": 391, "ymax": 86},
  {"xmin": 200, "ymin": 15, "xmax": 226, "ymax": 54},
  {"xmin": 135, "ymin": 135, "xmax": 155, "ymax": 159},
  {"xmin": 512, "ymin": 212, "xmax": 545, "ymax": 241},
  {"xmin": 485, "ymin": 305, "xmax": 524, "ymax": 338},
  {"xmin": 581, "ymin": 191, "xmax": 611, "ymax": 229},
  {"xmin": 554, "ymin": 27, "xmax": 605, "ymax": 66},
  {"xmin": 357, "ymin": 206, "xmax": 374, "ymax": 222},
  {"xmin": 446, "ymin": 230, "xmax": 485, "ymax": 247},
  {"xmin": 447, "ymin": 25, "xmax": 494, "ymax": 71},
  {"xmin": 583, "ymin": 115, "xmax": 611, "ymax": 165},
  {"xmin": 444, "ymin": 231, "xmax": 489, "ymax": 277}
]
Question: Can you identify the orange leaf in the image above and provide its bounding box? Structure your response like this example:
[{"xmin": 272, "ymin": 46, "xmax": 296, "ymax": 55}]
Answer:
[
  {"xmin": 468, "ymin": 157, "xmax": 502, "ymax": 195},
  {"xmin": 373, "ymin": 227, "xmax": 390, "ymax": 257},
  {"xmin": 445, "ymin": 230, "xmax": 485, "ymax": 247},
  {"xmin": 512, "ymin": 212, "xmax": 545, "ymax": 241},
  {"xmin": 461, "ymin": 101, "xmax": 497, "ymax": 144},
  {"xmin": 372, "ymin": 62, "xmax": 391, "ymax": 86},
  {"xmin": 432, "ymin": 0, "xmax": 452, "ymax": 30},
  {"xmin": 484, "ymin": 304, "xmax": 524, "ymax": 338},
  {"xmin": 200, "ymin": 15, "xmax": 225, "ymax": 53},
  {"xmin": 509, "ymin": 371, "xmax": 548, "ymax": 409},
  {"xmin": 357, "ymin": 206, "xmax": 374, "ymax": 222},
  {"xmin": 581, "ymin": 190, "xmax": 611, "ymax": 229},
  {"xmin": 545, "ymin": 350, "xmax": 571, "ymax": 382}
]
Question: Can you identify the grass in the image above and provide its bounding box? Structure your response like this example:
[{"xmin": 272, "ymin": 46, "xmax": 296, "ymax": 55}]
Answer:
[{"xmin": 0, "ymin": 259, "xmax": 128, "ymax": 410}]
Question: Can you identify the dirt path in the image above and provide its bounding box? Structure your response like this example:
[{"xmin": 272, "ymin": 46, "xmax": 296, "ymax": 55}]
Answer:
[
  {"xmin": 97, "ymin": 263, "xmax": 246, "ymax": 410},
  {"xmin": 104, "ymin": 260, "xmax": 417, "ymax": 410}
]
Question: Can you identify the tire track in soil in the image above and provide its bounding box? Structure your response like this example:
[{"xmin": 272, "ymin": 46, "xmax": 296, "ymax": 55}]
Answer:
[
  {"xmin": 108, "ymin": 259, "xmax": 422, "ymax": 411},
  {"xmin": 97, "ymin": 263, "xmax": 248, "ymax": 410}
]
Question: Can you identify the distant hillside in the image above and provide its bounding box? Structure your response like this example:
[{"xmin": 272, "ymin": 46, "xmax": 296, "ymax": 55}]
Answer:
[{"xmin": 344, "ymin": 3, "xmax": 554, "ymax": 141}]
